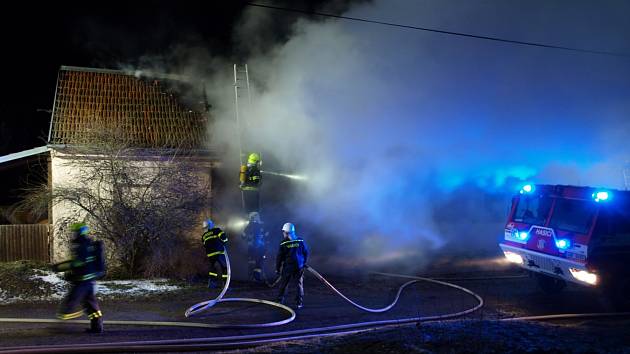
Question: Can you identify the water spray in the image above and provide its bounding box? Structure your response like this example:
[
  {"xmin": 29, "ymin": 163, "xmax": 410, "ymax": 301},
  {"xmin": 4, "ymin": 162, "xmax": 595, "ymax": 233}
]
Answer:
[
  {"xmin": 261, "ymin": 170, "xmax": 309, "ymax": 181},
  {"xmin": 226, "ymin": 216, "xmax": 249, "ymax": 231}
]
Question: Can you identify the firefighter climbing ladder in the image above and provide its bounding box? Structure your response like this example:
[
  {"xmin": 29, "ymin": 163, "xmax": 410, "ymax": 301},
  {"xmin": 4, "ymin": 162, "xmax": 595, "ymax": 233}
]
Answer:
[{"xmin": 234, "ymin": 64, "xmax": 253, "ymax": 211}]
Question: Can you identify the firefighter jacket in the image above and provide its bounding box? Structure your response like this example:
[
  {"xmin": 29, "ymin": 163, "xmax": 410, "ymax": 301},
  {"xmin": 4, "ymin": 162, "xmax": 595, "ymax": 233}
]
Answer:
[
  {"xmin": 241, "ymin": 163, "xmax": 262, "ymax": 190},
  {"xmin": 54, "ymin": 234, "xmax": 101, "ymax": 282},
  {"xmin": 203, "ymin": 227, "xmax": 228, "ymax": 257},
  {"xmin": 243, "ymin": 221, "xmax": 265, "ymax": 244},
  {"xmin": 276, "ymin": 237, "xmax": 309, "ymax": 273}
]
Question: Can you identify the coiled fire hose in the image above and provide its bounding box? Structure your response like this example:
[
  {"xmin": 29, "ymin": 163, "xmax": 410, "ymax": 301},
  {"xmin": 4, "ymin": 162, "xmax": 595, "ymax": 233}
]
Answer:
[
  {"xmin": 1, "ymin": 253, "xmax": 629, "ymax": 353},
  {"xmin": 0, "ymin": 251, "xmax": 486, "ymax": 354},
  {"xmin": 183, "ymin": 251, "xmax": 296, "ymax": 326},
  {"xmin": 183, "ymin": 250, "xmax": 484, "ymax": 322}
]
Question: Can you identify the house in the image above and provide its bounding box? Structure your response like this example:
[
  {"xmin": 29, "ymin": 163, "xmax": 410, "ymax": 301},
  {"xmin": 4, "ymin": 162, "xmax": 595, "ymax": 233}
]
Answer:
[{"xmin": 1, "ymin": 66, "xmax": 217, "ymax": 262}]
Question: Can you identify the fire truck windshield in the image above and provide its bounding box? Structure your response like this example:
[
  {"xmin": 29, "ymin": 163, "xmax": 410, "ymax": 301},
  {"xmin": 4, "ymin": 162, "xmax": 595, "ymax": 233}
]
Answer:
[
  {"xmin": 549, "ymin": 198, "xmax": 597, "ymax": 234},
  {"xmin": 513, "ymin": 195, "xmax": 552, "ymax": 225}
]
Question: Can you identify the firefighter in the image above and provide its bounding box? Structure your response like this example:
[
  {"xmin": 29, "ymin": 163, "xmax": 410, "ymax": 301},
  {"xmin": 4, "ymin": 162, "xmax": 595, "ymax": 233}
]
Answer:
[
  {"xmin": 242, "ymin": 212, "xmax": 268, "ymax": 282},
  {"xmin": 52, "ymin": 222, "xmax": 104, "ymax": 333},
  {"xmin": 202, "ymin": 219, "xmax": 228, "ymax": 288},
  {"xmin": 239, "ymin": 152, "xmax": 262, "ymax": 213},
  {"xmin": 275, "ymin": 222, "xmax": 309, "ymax": 309}
]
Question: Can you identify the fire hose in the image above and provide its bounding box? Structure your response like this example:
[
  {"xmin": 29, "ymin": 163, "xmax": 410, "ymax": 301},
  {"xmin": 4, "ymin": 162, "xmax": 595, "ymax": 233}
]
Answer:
[
  {"xmin": 182, "ymin": 251, "xmax": 295, "ymax": 325},
  {"xmin": 1, "ymin": 251, "xmax": 627, "ymax": 353},
  {"xmin": 184, "ymin": 250, "xmax": 485, "ymax": 318},
  {"xmin": 0, "ymin": 252, "xmax": 485, "ymax": 353}
]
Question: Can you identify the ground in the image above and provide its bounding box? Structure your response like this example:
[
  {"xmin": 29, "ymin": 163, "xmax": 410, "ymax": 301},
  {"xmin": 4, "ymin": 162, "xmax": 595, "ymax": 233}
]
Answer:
[{"xmin": 0, "ymin": 261, "xmax": 629, "ymax": 353}]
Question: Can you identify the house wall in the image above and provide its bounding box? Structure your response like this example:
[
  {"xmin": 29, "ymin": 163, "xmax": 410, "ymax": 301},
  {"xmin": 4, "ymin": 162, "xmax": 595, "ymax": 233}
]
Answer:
[{"xmin": 49, "ymin": 150, "xmax": 213, "ymax": 262}]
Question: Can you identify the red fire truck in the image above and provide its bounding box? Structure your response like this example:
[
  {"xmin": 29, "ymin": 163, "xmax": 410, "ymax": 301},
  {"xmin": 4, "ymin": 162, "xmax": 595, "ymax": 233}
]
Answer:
[{"xmin": 500, "ymin": 184, "xmax": 630, "ymax": 308}]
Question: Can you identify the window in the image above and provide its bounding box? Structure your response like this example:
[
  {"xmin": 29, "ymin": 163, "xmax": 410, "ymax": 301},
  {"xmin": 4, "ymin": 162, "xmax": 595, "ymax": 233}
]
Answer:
[
  {"xmin": 591, "ymin": 205, "xmax": 630, "ymax": 247},
  {"xmin": 513, "ymin": 195, "xmax": 552, "ymax": 225},
  {"xmin": 549, "ymin": 198, "xmax": 597, "ymax": 234}
]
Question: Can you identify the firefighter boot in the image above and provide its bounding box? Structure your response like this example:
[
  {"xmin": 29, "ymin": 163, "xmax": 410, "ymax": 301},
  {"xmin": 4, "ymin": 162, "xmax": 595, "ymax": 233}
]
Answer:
[{"xmin": 87, "ymin": 317, "xmax": 103, "ymax": 333}]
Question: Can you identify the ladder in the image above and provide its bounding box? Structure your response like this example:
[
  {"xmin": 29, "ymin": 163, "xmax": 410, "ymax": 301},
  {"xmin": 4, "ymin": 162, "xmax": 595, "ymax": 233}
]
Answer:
[
  {"xmin": 233, "ymin": 64, "xmax": 252, "ymax": 165},
  {"xmin": 234, "ymin": 64, "xmax": 262, "ymax": 213}
]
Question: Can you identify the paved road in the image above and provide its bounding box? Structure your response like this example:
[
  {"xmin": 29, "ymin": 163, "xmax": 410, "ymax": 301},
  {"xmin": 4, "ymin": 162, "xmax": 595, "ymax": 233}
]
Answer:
[{"xmin": 0, "ymin": 268, "xmax": 627, "ymax": 352}]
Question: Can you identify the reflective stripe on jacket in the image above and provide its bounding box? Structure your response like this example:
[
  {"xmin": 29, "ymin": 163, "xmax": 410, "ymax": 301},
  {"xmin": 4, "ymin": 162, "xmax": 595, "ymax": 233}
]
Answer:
[
  {"xmin": 276, "ymin": 238, "xmax": 309, "ymax": 273},
  {"xmin": 203, "ymin": 227, "xmax": 228, "ymax": 256},
  {"xmin": 56, "ymin": 234, "xmax": 100, "ymax": 282}
]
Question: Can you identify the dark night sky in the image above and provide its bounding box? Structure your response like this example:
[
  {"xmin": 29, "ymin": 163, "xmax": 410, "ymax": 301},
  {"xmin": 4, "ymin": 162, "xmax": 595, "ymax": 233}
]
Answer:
[
  {"xmin": 1, "ymin": 2, "xmax": 251, "ymax": 155},
  {"xmin": 0, "ymin": 0, "xmax": 353, "ymax": 205},
  {"xmin": 0, "ymin": 0, "xmax": 353, "ymax": 156}
]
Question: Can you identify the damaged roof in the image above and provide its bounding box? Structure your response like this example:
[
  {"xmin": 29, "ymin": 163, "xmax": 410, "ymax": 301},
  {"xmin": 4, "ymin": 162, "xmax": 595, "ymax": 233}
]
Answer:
[{"xmin": 48, "ymin": 66, "xmax": 209, "ymax": 150}]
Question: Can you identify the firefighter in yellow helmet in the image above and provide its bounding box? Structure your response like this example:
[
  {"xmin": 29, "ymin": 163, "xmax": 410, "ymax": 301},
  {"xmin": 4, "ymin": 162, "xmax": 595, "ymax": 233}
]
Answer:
[
  {"xmin": 239, "ymin": 152, "xmax": 262, "ymax": 213},
  {"xmin": 52, "ymin": 222, "xmax": 105, "ymax": 333}
]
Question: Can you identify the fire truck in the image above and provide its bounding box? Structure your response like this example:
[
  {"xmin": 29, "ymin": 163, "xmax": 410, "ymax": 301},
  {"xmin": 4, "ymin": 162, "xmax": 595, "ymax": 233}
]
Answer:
[{"xmin": 500, "ymin": 184, "xmax": 630, "ymax": 308}]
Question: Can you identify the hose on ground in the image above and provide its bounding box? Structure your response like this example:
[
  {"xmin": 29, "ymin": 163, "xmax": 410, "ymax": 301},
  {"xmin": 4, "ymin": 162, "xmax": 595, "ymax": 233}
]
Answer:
[
  {"xmin": 0, "ymin": 253, "xmax": 485, "ymax": 353},
  {"xmin": 183, "ymin": 251, "xmax": 296, "ymax": 326},
  {"xmin": 2, "ymin": 266, "xmax": 629, "ymax": 353}
]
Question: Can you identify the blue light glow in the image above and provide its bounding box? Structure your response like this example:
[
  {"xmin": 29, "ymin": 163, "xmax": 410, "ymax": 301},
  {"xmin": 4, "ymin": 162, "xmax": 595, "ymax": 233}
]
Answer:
[
  {"xmin": 511, "ymin": 229, "xmax": 530, "ymax": 242},
  {"xmin": 555, "ymin": 239, "xmax": 571, "ymax": 250},
  {"xmin": 592, "ymin": 190, "xmax": 610, "ymax": 202},
  {"xmin": 520, "ymin": 184, "xmax": 535, "ymax": 194}
]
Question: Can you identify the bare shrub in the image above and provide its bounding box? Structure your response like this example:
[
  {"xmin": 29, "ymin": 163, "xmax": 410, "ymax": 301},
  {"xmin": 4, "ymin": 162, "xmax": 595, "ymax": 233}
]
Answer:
[{"xmin": 18, "ymin": 127, "xmax": 212, "ymax": 278}]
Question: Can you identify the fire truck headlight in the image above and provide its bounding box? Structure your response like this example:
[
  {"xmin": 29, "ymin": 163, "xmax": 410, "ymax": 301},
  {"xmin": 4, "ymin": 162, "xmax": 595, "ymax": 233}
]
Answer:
[
  {"xmin": 569, "ymin": 268, "xmax": 598, "ymax": 285},
  {"xmin": 592, "ymin": 190, "xmax": 611, "ymax": 202},
  {"xmin": 503, "ymin": 251, "xmax": 524, "ymax": 264},
  {"xmin": 555, "ymin": 238, "xmax": 570, "ymax": 250}
]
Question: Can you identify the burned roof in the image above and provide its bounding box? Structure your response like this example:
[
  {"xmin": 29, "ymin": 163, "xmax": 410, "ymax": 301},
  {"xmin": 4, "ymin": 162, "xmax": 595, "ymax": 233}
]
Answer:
[{"xmin": 48, "ymin": 66, "xmax": 209, "ymax": 150}]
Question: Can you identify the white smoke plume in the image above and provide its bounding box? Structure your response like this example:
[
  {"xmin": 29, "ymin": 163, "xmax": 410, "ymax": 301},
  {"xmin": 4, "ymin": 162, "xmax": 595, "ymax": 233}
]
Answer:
[{"xmin": 133, "ymin": 1, "xmax": 630, "ymax": 272}]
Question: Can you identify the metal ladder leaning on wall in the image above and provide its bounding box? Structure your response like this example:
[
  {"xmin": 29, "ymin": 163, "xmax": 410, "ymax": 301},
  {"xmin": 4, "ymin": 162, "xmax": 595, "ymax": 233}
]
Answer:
[
  {"xmin": 233, "ymin": 64, "xmax": 252, "ymax": 167},
  {"xmin": 233, "ymin": 64, "xmax": 257, "ymax": 211}
]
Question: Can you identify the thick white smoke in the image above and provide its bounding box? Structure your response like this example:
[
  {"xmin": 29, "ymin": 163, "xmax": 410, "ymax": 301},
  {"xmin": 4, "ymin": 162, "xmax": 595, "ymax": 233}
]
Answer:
[{"xmin": 140, "ymin": 1, "xmax": 630, "ymax": 271}]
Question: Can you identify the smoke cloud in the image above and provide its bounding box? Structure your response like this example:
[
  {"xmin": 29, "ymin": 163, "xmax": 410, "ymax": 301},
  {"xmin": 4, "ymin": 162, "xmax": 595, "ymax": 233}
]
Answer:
[{"xmin": 135, "ymin": 1, "xmax": 630, "ymax": 272}]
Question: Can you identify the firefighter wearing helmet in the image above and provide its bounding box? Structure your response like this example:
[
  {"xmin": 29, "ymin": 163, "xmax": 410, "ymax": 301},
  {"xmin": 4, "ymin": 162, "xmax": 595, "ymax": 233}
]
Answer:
[
  {"xmin": 242, "ymin": 212, "xmax": 269, "ymax": 282},
  {"xmin": 239, "ymin": 152, "xmax": 262, "ymax": 213},
  {"xmin": 52, "ymin": 222, "xmax": 105, "ymax": 333},
  {"xmin": 202, "ymin": 218, "xmax": 228, "ymax": 288},
  {"xmin": 275, "ymin": 222, "xmax": 309, "ymax": 309}
]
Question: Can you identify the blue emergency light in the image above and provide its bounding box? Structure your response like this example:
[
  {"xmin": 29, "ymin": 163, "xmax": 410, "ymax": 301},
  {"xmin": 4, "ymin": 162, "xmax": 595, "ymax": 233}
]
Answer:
[
  {"xmin": 511, "ymin": 229, "xmax": 530, "ymax": 242},
  {"xmin": 555, "ymin": 238, "xmax": 571, "ymax": 250},
  {"xmin": 520, "ymin": 184, "xmax": 534, "ymax": 194},
  {"xmin": 592, "ymin": 190, "xmax": 610, "ymax": 203}
]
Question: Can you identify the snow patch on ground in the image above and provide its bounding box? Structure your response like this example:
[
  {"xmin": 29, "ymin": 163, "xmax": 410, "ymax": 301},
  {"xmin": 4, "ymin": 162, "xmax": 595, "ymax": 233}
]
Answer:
[
  {"xmin": 0, "ymin": 269, "xmax": 181, "ymax": 304},
  {"xmin": 97, "ymin": 280, "xmax": 180, "ymax": 296},
  {"xmin": 0, "ymin": 289, "xmax": 28, "ymax": 304},
  {"xmin": 30, "ymin": 270, "xmax": 67, "ymax": 300}
]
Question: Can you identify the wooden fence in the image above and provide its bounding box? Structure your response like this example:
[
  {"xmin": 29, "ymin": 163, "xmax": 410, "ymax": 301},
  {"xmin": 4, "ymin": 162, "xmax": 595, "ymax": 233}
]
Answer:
[{"xmin": 0, "ymin": 225, "xmax": 50, "ymax": 262}]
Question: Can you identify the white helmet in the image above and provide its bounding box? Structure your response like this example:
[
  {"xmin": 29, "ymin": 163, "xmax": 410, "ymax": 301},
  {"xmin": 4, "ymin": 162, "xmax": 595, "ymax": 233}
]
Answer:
[
  {"xmin": 249, "ymin": 212, "xmax": 261, "ymax": 223},
  {"xmin": 202, "ymin": 219, "xmax": 214, "ymax": 230},
  {"xmin": 281, "ymin": 222, "xmax": 295, "ymax": 234}
]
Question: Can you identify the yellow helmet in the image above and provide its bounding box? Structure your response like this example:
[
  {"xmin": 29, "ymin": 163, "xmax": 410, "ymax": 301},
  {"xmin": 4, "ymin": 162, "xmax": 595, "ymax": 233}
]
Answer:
[
  {"xmin": 247, "ymin": 153, "xmax": 261, "ymax": 164},
  {"xmin": 70, "ymin": 222, "xmax": 89, "ymax": 235}
]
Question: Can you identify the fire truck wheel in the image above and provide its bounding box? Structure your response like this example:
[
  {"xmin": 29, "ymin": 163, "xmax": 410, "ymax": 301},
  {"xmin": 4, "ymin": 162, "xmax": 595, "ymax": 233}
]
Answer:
[{"xmin": 535, "ymin": 273, "xmax": 566, "ymax": 294}]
